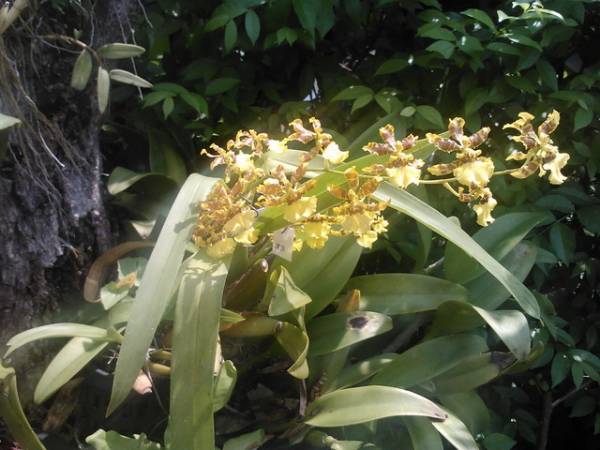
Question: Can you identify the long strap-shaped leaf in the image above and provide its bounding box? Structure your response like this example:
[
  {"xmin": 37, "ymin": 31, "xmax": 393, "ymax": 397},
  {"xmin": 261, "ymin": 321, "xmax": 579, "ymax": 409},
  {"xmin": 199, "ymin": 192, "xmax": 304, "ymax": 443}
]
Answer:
[
  {"xmin": 373, "ymin": 183, "xmax": 540, "ymax": 319},
  {"xmin": 167, "ymin": 252, "xmax": 230, "ymax": 450},
  {"xmin": 108, "ymin": 174, "xmax": 218, "ymax": 415}
]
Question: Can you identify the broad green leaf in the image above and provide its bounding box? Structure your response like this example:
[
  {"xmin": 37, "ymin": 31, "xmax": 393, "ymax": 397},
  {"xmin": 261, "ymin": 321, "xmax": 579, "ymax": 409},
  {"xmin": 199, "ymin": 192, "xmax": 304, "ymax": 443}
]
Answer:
[
  {"xmin": 462, "ymin": 9, "xmax": 496, "ymax": 30},
  {"xmin": 162, "ymin": 97, "xmax": 174, "ymax": 119},
  {"xmin": 536, "ymin": 59, "xmax": 558, "ymax": 91},
  {"xmin": 0, "ymin": 364, "xmax": 46, "ymax": 450},
  {"xmin": 483, "ymin": 433, "xmax": 516, "ymax": 450},
  {"xmin": 267, "ymin": 266, "xmax": 312, "ymax": 316},
  {"xmin": 97, "ymin": 43, "xmax": 146, "ymax": 59},
  {"xmin": 549, "ymin": 222, "xmax": 575, "ymax": 265},
  {"xmin": 86, "ymin": 429, "xmax": 161, "ymax": 449},
  {"xmin": 551, "ymin": 353, "xmax": 570, "ymax": 386},
  {"xmin": 4, "ymin": 323, "xmax": 120, "ymax": 357},
  {"xmin": 504, "ymin": 33, "xmax": 542, "ymax": 51},
  {"xmin": 371, "ymin": 334, "xmax": 488, "ymax": 387},
  {"xmin": 143, "ymin": 91, "xmax": 174, "ymax": 107},
  {"xmin": 418, "ymin": 24, "xmax": 455, "ymax": 41},
  {"xmin": 292, "ymin": 0, "xmax": 319, "ymax": 35},
  {"xmin": 467, "ymin": 242, "xmax": 537, "ymax": 310},
  {"xmin": 375, "ymin": 58, "xmax": 408, "ymax": 76},
  {"xmin": 205, "ymin": 77, "xmax": 240, "ymax": 95},
  {"xmin": 404, "ymin": 417, "xmax": 443, "ymax": 450},
  {"xmin": 432, "ymin": 409, "xmax": 479, "ymax": 450},
  {"xmin": 439, "ymin": 391, "xmax": 490, "ymax": 436},
  {"xmin": 577, "ymin": 206, "xmax": 600, "ymax": 234},
  {"xmin": 415, "ymin": 105, "xmax": 445, "ymax": 128},
  {"xmin": 345, "ymin": 274, "xmax": 468, "ymax": 315},
  {"xmin": 34, "ymin": 300, "xmax": 132, "ymax": 404},
  {"xmin": 223, "ymin": 429, "xmax": 267, "ymax": 450},
  {"xmin": 308, "ymin": 311, "xmax": 392, "ymax": 356},
  {"xmin": 108, "ymin": 174, "xmax": 219, "ymax": 415},
  {"xmin": 373, "ymin": 185, "xmax": 541, "ymax": 318},
  {"xmin": 168, "ymin": 252, "xmax": 230, "ymax": 450},
  {"xmin": 71, "ymin": 49, "xmax": 93, "ymax": 90},
  {"xmin": 224, "ymin": 20, "xmax": 238, "ymax": 53},
  {"xmin": 574, "ymin": 107, "xmax": 593, "ymax": 132},
  {"xmin": 487, "ymin": 42, "xmax": 521, "ymax": 56},
  {"xmin": 109, "ymin": 69, "xmax": 152, "ymax": 88},
  {"xmin": 275, "ymin": 322, "xmax": 309, "ymax": 379},
  {"xmin": 213, "ymin": 360, "xmax": 237, "ymax": 412},
  {"xmin": 444, "ymin": 212, "xmax": 546, "ymax": 284},
  {"xmin": 330, "ymin": 353, "xmax": 399, "ymax": 390},
  {"xmin": 107, "ymin": 167, "xmax": 177, "ymax": 195},
  {"xmin": 179, "ymin": 91, "xmax": 208, "ymax": 115},
  {"xmin": 427, "ymin": 301, "xmax": 531, "ymax": 360},
  {"xmin": 244, "ymin": 10, "xmax": 260, "ymax": 45},
  {"xmin": 332, "ymin": 85, "xmax": 373, "ymax": 102},
  {"xmin": 0, "ymin": 113, "xmax": 20, "ymax": 130},
  {"xmin": 351, "ymin": 94, "xmax": 373, "ymax": 113},
  {"xmin": 148, "ymin": 130, "xmax": 187, "ymax": 185},
  {"xmin": 304, "ymin": 386, "xmax": 447, "ymax": 427},
  {"xmin": 97, "ymin": 67, "xmax": 110, "ymax": 113},
  {"xmin": 426, "ymin": 41, "xmax": 455, "ymax": 59},
  {"xmin": 204, "ymin": 15, "xmax": 229, "ymax": 32}
]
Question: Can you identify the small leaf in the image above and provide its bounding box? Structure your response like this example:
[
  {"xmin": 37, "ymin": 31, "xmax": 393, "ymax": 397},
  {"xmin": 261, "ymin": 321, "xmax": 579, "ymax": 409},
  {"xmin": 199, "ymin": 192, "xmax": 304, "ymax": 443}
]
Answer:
[
  {"xmin": 70, "ymin": 50, "xmax": 93, "ymax": 90},
  {"xmin": 178, "ymin": 91, "xmax": 208, "ymax": 115},
  {"xmin": 224, "ymin": 20, "xmax": 238, "ymax": 53},
  {"xmin": 375, "ymin": 58, "xmax": 408, "ymax": 76},
  {"xmin": 574, "ymin": 108, "xmax": 593, "ymax": 132},
  {"xmin": 109, "ymin": 69, "xmax": 153, "ymax": 88},
  {"xmin": 292, "ymin": 0, "xmax": 319, "ymax": 35},
  {"xmin": 505, "ymin": 33, "xmax": 542, "ymax": 51},
  {"xmin": 244, "ymin": 10, "xmax": 260, "ymax": 45},
  {"xmin": 415, "ymin": 105, "xmax": 445, "ymax": 129},
  {"xmin": 536, "ymin": 59, "xmax": 558, "ymax": 91},
  {"xmin": 462, "ymin": 9, "xmax": 496, "ymax": 30},
  {"xmin": 205, "ymin": 77, "xmax": 240, "ymax": 96},
  {"xmin": 551, "ymin": 353, "xmax": 570, "ymax": 386},
  {"xmin": 304, "ymin": 386, "xmax": 448, "ymax": 427},
  {"xmin": 400, "ymin": 106, "xmax": 416, "ymax": 117},
  {"xmin": 205, "ymin": 15, "xmax": 230, "ymax": 32},
  {"xmin": 426, "ymin": 40, "xmax": 455, "ymax": 59},
  {"xmin": 143, "ymin": 91, "xmax": 175, "ymax": 107},
  {"xmin": 332, "ymin": 85, "xmax": 373, "ymax": 102},
  {"xmin": 549, "ymin": 222, "xmax": 575, "ymax": 265},
  {"xmin": 162, "ymin": 97, "xmax": 175, "ymax": 119},
  {"xmin": 267, "ymin": 267, "xmax": 312, "ymax": 316},
  {"xmin": 97, "ymin": 43, "xmax": 146, "ymax": 59},
  {"xmin": 97, "ymin": 67, "xmax": 110, "ymax": 113},
  {"xmin": 351, "ymin": 94, "xmax": 373, "ymax": 113}
]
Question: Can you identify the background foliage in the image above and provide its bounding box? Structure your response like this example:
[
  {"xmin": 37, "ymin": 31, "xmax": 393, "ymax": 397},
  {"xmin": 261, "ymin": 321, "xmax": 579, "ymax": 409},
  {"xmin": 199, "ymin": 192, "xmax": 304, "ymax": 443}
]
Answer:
[{"xmin": 1, "ymin": 0, "xmax": 600, "ymax": 449}]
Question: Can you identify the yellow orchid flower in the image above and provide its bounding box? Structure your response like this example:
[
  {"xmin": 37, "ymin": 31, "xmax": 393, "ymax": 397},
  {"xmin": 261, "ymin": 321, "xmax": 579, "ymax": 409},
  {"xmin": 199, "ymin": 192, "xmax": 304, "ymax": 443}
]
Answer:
[
  {"xmin": 284, "ymin": 196, "xmax": 317, "ymax": 223},
  {"xmin": 322, "ymin": 142, "xmax": 349, "ymax": 165}
]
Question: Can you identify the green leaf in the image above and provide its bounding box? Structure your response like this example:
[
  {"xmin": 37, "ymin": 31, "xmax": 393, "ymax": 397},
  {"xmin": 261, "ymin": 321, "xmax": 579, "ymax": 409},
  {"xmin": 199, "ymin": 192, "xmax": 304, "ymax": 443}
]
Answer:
[
  {"xmin": 570, "ymin": 396, "xmax": 596, "ymax": 418},
  {"xmin": 223, "ymin": 429, "xmax": 267, "ymax": 450},
  {"xmin": 86, "ymin": 429, "xmax": 161, "ymax": 449},
  {"xmin": 375, "ymin": 58, "xmax": 408, "ymax": 76},
  {"xmin": 292, "ymin": 0, "xmax": 319, "ymax": 35},
  {"xmin": 205, "ymin": 77, "xmax": 240, "ymax": 95},
  {"xmin": 536, "ymin": 59, "xmax": 558, "ymax": 91},
  {"xmin": 109, "ymin": 69, "xmax": 153, "ymax": 88},
  {"xmin": 179, "ymin": 91, "xmax": 208, "ymax": 115},
  {"xmin": 467, "ymin": 242, "xmax": 537, "ymax": 310},
  {"xmin": 578, "ymin": 206, "xmax": 600, "ymax": 234},
  {"xmin": 168, "ymin": 252, "xmax": 230, "ymax": 450},
  {"xmin": 439, "ymin": 391, "xmax": 490, "ymax": 436},
  {"xmin": 205, "ymin": 15, "xmax": 230, "ymax": 32},
  {"xmin": 162, "ymin": 97, "xmax": 174, "ymax": 119},
  {"xmin": 373, "ymin": 185, "xmax": 540, "ymax": 318},
  {"xmin": 108, "ymin": 174, "xmax": 219, "ymax": 415},
  {"xmin": 143, "ymin": 91, "xmax": 174, "ymax": 108},
  {"xmin": 97, "ymin": 67, "xmax": 110, "ymax": 113},
  {"xmin": 0, "ymin": 113, "xmax": 20, "ymax": 130},
  {"xmin": 275, "ymin": 322, "xmax": 309, "ymax": 379},
  {"xmin": 224, "ymin": 20, "xmax": 238, "ymax": 53},
  {"xmin": 351, "ymin": 94, "xmax": 373, "ymax": 113},
  {"xmin": 504, "ymin": 33, "xmax": 542, "ymax": 51},
  {"xmin": 462, "ymin": 9, "xmax": 496, "ymax": 30},
  {"xmin": 404, "ymin": 417, "xmax": 443, "ymax": 450},
  {"xmin": 304, "ymin": 386, "xmax": 447, "ymax": 427},
  {"xmin": 487, "ymin": 42, "xmax": 521, "ymax": 56},
  {"xmin": 549, "ymin": 222, "xmax": 575, "ymax": 265},
  {"xmin": 70, "ymin": 49, "xmax": 93, "ymax": 90},
  {"xmin": 34, "ymin": 300, "xmax": 132, "ymax": 404},
  {"xmin": 100, "ymin": 282, "xmax": 130, "ymax": 310},
  {"xmin": 444, "ymin": 212, "xmax": 546, "ymax": 284},
  {"xmin": 432, "ymin": 409, "xmax": 479, "ymax": 450},
  {"xmin": 345, "ymin": 274, "xmax": 468, "ymax": 315},
  {"xmin": 97, "ymin": 43, "xmax": 145, "ymax": 59},
  {"xmin": 483, "ymin": 433, "xmax": 516, "ymax": 450},
  {"xmin": 4, "ymin": 323, "xmax": 119, "ymax": 358},
  {"xmin": 427, "ymin": 301, "xmax": 531, "ymax": 360},
  {"xmin": 308, "ymin": 311, "xmax": 392, "ymax": 356},
  {"xmin": 267, "ymin": 266, "xmax": 312, "ymax": 316},
  {"xmin": 551, "ymin": 353, "xmax": 570, "ymax": 387},
  {"xmin": 331, "ymin": 353, "xmax": 399, "ymax": 390},
  {"xmin": 371, "ymin": 334, "xmax": 488, "ymax": 388},
  {"xmin": 148, "ymin": 131, "xmax": 187, "ymax": 185},
  {"xmin": 244, "ymin": 9, "xmax": 260, "ymax": 45},
  {"xmin": 332, "ymin": 85, "xmax": 373, "ymax": 102},
  {"xmin": 574, "ymin": 107, "xmax": 593, "ymax": 132},
  {"xmin": 107, "ymin": 167, "xmax": 177, "ymax": 196},
  {"xmin": 426, "ymin": 40, "xmax": 455, "ymax": 59},
  {"xmin": 415, "ymin": 105, "xmax": 445, "ymax": 129},
  {"xmin": 213, "ymin": 360, "xmax": 237, "ymax": 412},
  {"xmin": 418, "ymin": 24, "xmax": 455, "ymax": 41},
  {"xmin": 0, "ymin": 364, "xmax": 46, "ymax": 450}
]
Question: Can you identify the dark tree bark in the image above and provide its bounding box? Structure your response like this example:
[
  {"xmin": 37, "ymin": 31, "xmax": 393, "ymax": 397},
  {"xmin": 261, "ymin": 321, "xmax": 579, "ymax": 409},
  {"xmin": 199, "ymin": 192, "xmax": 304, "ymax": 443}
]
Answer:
[{"xmin": 0, "ymin": 0, "xmax": 138, "ymax": 359}]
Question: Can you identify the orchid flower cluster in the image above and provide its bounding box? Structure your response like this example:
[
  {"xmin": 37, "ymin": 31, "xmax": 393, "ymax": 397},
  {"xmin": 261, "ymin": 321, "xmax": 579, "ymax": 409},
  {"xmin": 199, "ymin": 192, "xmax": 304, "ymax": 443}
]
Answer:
[{"xmin": 193, "ymin": 111, "xmax": 569, "ymax": 259}]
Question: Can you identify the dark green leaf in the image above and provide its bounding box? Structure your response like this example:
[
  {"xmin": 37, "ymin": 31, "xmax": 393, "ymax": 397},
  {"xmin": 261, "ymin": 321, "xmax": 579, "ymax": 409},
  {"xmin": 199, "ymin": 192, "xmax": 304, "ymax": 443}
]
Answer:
[
  {"xmin": 574, "ymin": 107, "xmax": 593, "ymax": 132},
  {"xmin": 205, "ymin": 77, "xmax": 240, "ymax": 95},
  {"xmin": 462, "ymin": 9, "xmax": 496, "ymax": 30},
  {"xmin": 415, "ymin": 105, "xmax": 445, "ymax": 129},
  {"xmin": 375, "ymin": 58, "xmax": 408, "ymax": 76},
  {"xmin": 578, "ymin": 206, "xmax": 600, "ymax": 234},
  {"xmin": 224, "ymin": 20, "xmax": 238, "ymax": 53},
  {"xmin": 244, "ymin": 10, "xmax": 260, "ymax": 45},
  {"xmin": 426, "ymin": 40, "xmax": 455, "ymax": 59},
  {"xmin": 549, "ymin": 222, "xmax": 575, "ymax": 265}
]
